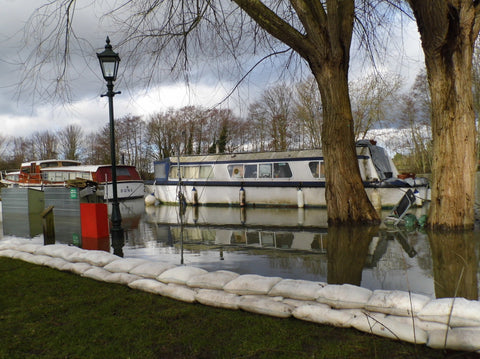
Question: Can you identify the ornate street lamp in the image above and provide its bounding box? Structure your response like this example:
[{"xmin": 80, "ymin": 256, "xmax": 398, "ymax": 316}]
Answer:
[{"xmin": 97, "ymin": 36, "xmax": 123, "ymax": 255}]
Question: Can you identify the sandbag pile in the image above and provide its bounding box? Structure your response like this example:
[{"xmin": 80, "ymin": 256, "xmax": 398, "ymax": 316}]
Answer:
[{"xmin": 1, "ymin": 237, "xmax": 479, "ymax": 353}]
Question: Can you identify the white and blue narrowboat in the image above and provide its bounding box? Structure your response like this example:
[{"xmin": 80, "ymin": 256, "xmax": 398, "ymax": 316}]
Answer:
[{"xmin": 148, "ymin": 140, "xmax": 429, "ymax": 208}]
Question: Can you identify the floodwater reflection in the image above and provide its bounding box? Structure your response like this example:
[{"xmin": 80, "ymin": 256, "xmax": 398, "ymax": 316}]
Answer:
[
  {"xmin": 427, "ymin": 230, "xmax": 479, "ymax": 300},
  {"xmin": 327, "ymin": 225, "xmax": 378, "ymax": 286},
  {"xmin": 1, "ymin": 200, "xmax": 479, "ymax": 299}
]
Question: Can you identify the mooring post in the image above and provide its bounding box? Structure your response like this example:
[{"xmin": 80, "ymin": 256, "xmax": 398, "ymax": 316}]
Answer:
[{"xmin": 41, "ymin": 205, "xmax": 55, "ymax": 245}]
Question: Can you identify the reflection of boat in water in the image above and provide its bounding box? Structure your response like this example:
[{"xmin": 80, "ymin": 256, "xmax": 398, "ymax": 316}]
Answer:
[
  {"xmin": 148, "ymin": 140, "xmax": 429, "ymax": 208},
  {"xmin": 144, "ymin": 205, "xmax": 422, "ymax": 259},
  {"xmin": 145, "ymin": 205, "xmax": 329, "ymax": 252},
  {"xmin": 1, "ymin": 159, "xmax": 144, "ymax": 200}
]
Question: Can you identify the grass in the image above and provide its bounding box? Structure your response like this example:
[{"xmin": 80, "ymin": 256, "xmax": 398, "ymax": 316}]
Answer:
[{"xmin": 0, "ymin": 258, "xmax": 476, "ymax": 359}]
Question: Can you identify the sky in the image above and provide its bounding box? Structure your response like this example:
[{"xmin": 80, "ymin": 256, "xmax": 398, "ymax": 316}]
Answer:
[{"xmin": 0, "ymin": 0, "xmax": 425, "ymax": 139}]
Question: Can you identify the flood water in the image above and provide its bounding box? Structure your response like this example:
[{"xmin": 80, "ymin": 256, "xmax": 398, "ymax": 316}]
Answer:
[{"xmin": 1, "ymin": 197, "xmax": 479, "ymax": 300}]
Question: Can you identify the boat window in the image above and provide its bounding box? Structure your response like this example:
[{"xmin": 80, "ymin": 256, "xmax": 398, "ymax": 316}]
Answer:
[
  {"xmin": 169, "ymin": 165, "xmax": 183, "ymax": 179},
  {"xmin": 244, "ymin": 164, "xmax": 257, "ymax": 178},
  {"xmin": 259, "ymin": 163, "xmax": 272, "ymax": 178},
  {"xmin": 183, "ymin": 166, "xmax": 199, "ymax": 179},
  {"xmin": 309, "ymin": 161, "xmax": 325, "ymax": 179},
  {"xmin": 273, "ymin": 163, "xmax": 292, "ymax": 178},
  {"xmin": 40, "ymin": 162, "xmax": 57, "ymax": 168},
  {"xmin": 61, "ymin": 161, "xmax": 80, "ymax": 167},
  {"xmin": 154, "ymin": 162, "xmax": 168, "ymax": 180},
  {"xmin": 45, "ymin": 171, "xmax": 68, "ymax": 181},
  {"xmin": 117, "ymin": 167, "xmax": 130, "ymax": 176},
  {"xmin": 228, "ymin": 165, "xmax": 244, "ymax": 179},
  {"xmin": 198, "ymin": 165, "xmax": 213, "ymax": 179}
]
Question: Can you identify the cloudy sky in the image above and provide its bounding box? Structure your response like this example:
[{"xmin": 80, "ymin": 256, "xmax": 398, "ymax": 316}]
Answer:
[{"xmin": 0, "ymin": 0, "xmax": 425, "ymax": 139}]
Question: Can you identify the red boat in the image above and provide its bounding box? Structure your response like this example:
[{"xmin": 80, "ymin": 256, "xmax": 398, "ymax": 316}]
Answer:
[{"xmin": 1, "ymin": 159, "xmax": 144, "ymax": 200}]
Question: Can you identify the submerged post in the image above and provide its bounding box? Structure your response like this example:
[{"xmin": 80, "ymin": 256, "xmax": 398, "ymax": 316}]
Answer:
[{"xmin": 41, "ymin": 205, "xmax": 55, "ymax": 245}]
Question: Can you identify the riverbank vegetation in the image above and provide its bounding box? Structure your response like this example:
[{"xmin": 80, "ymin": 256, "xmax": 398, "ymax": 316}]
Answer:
[{"xmin": 1, "ymin": 257, "xmax": 467, "ymax": 359}]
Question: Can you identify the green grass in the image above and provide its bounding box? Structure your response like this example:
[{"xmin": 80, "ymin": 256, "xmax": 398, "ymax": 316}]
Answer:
[{"xmin": 0, "ymin": 258, "xmax": 474, "ymax": 359}]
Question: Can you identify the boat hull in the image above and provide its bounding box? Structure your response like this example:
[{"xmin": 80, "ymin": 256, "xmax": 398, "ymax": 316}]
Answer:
[
  {"xmin": 147, "ymin": 182, "xmax": 429, "ymax": 208},
  {"xmin": 4, "ymin": 181, "xmax": 145, "ymax": 200}
]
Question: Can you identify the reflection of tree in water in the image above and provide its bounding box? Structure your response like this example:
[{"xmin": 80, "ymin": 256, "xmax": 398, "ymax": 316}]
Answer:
[
  {"xmin": 428, "ymin": 230, "xmax": 479, "ymax": 300},
  {"xmin": 327, "ymin": 225, "xmax": 378, "ymax": 286}
]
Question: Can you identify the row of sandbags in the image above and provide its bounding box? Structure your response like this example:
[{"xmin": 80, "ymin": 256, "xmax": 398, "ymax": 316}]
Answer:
[{"xmin": 0, "ymin": 236, "xmax": 479, "ymax": 353}]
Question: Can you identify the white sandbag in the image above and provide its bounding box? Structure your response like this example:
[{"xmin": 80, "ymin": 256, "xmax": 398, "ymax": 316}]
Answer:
[
  {"xmin": 0, "ymin": 242, "xmax": 16, "ymax": 251},
  {"xmin": 418, "ymin": 298, "xmax": 480, "ymax": 327},
  {"xmin": 293, "ymin": 304, "xmax": 354, "ymax": 327},
  {"xmin": 24, "ymin": 254, "xmax": 54, "ymax": 266},
  {"xmin": 195, "ymin": 289, "xmax": 241, "ymax": 310},
  {"xmin": 160, "ymin": 283, "xmax": 197, "ymax": 303},
  {"xmin": 35, "ymin": 244, "xmax": 69, "ymax": 257},
  {"xmin": 0, "ymin": 243, "xmax": 14, "ymax": 251},
  {"xmin": 129, "ymin": 261, "xmax": 176, "ymax": 279},
  {"xmin": 316, "ymin": 284, "xmax": 372, "ymax": 309},
  {"xmin": 63, "ymin": 262, "xmax": 95, "ymax": 275},
  {"xmin": 365, "ymin": 290, "xmax": 431, "ymax": 316},
  {"xmin": 186, "ymin": 270, "xmax": 239, "ymax": 290},
  {"xmin": 350, "ymin": 311, "xmax": 428, "ymax": 344},
  {"xmin": 44, "ymin": 257, "xmax": 70, "ymax": 271},
  {"xmin": 70, "ymin": 250, "xmax": 119, "ymax": 267},
  {"xmin": 128, "ymin": 278, "xmax": 167, "ymax": 294},
  {"xmin": 82, "ymin": 267, "xmax": 115, "ymax": 282},
  {"xmin": 49, "ymin": 245, "xmax": 84, "ymax": 261},
  {"xmin": 224, "ymin": 274, "xmax": 282, "ymax": 295},
  {"xmin": 283, "ymin": 298, "xmax": 320, "ymax": 308},
  {"xmin": 104, "ymin": 258, "xmax": 149, "ymax": 273},
  {"xmin": 427, "ymin": 328, "xmax": 480, "ymax": 351},
  {"xmin": 12, "ymin": 251, "xmax": 35, "ymax": 262},
  {"xmin": 386, "ymin": 315, "xmax": 449, "ymax": 332},
  {"xmin": 239, "ymin": 295, "xmax": 293, "ymax": 318},
  {"xmin": 105, "ymin": 272, "xmax": 141, "ymax": 285},
  {"xmin": 0, "ymin": 238, "xmax": 30, "ymax": 249},
  {"xmin": 269, "ymin": 279, "xmax": 326, "ymax": 301},
  {"xmin": 17, "ymin": 243, "xmax": 43, "ymax": 254},
  {"xmin": 157, "ymin": 266, "xmax": 208, "ymax": 285},
  {"xmin": 0, "ymin": 249, "xmax": 20, "ymax": 258}
]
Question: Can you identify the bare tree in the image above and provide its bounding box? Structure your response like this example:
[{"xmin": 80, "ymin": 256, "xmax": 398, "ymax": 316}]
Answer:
[
  {"xmin": 260, "ymin": 84, "xmax": 293, "ymax": 151},
  {"xmin": 31, "ymin": 130, "xmax": 58, "ymax": 159},
  {"xmin": 350, "ymin": 73, "xmax": 402, "ymax": 140},
  {"xmin": 247, "ymin": 102, "xmax": 269, "ymax": 152},
  {"xmin": 10, "ymin": 137, "xmax": 32, "ymax": 165},
  {"xmin": 57, "ymin": 124, "xmax": 83, "ymax": 160},
  {"xmin": 83, "ymin": 126, "xmax": 111, "ymax": 165},
  {"xmin": 407, "ymin": 1, "xmax": 480, "ymax": 230},
  {"xmin": 294, "ymin": 77, "xmax": 322, "ymax": 149},
  {"xmin": 227, "ymin": 1, "xmax": 380, "ymax": 224}
]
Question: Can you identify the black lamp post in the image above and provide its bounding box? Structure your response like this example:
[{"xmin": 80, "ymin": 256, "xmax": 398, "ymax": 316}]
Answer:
[{"xmin": 97, "ymin": 36, "xmax": 123, "ymax": 255}]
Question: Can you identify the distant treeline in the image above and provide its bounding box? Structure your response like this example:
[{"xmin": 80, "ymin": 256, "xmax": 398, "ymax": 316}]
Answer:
[{"xmin": 0, "ymin": 73, "xmax": 436, "ymax": 179}]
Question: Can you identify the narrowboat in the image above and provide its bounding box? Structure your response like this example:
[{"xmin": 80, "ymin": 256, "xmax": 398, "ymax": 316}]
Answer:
[
  {"xmin": 148, "ymin": 140, "xmax": 429, "ymax": 208},
  {"xmin": 1, "ymin": 159, "xmax": 144, "ymax": 200}
]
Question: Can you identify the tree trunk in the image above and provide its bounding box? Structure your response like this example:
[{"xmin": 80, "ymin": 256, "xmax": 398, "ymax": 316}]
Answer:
[
  {"xmin": 408, "ymin": 1, "xmax": 479, "ymax": 230},
  {"xmin": 313, "ymin": 63, "xmax": 380, "ymax": 224}
]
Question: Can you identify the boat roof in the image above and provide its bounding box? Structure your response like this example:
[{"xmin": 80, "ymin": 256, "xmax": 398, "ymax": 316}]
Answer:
[
  {"xmin": 158, "ymin": 141, "xmax": 385, "ymax": 164},
  {"xmin": 20, "ymin": 159, "xmax": 82, "ymax": 167},
  {"xmin": 40, "ymin": 164, "xmax": 137, "ymax": 172},
  {"xmin": 163, "ymin": 149, "xmax": 326, "ymax": 164}
]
